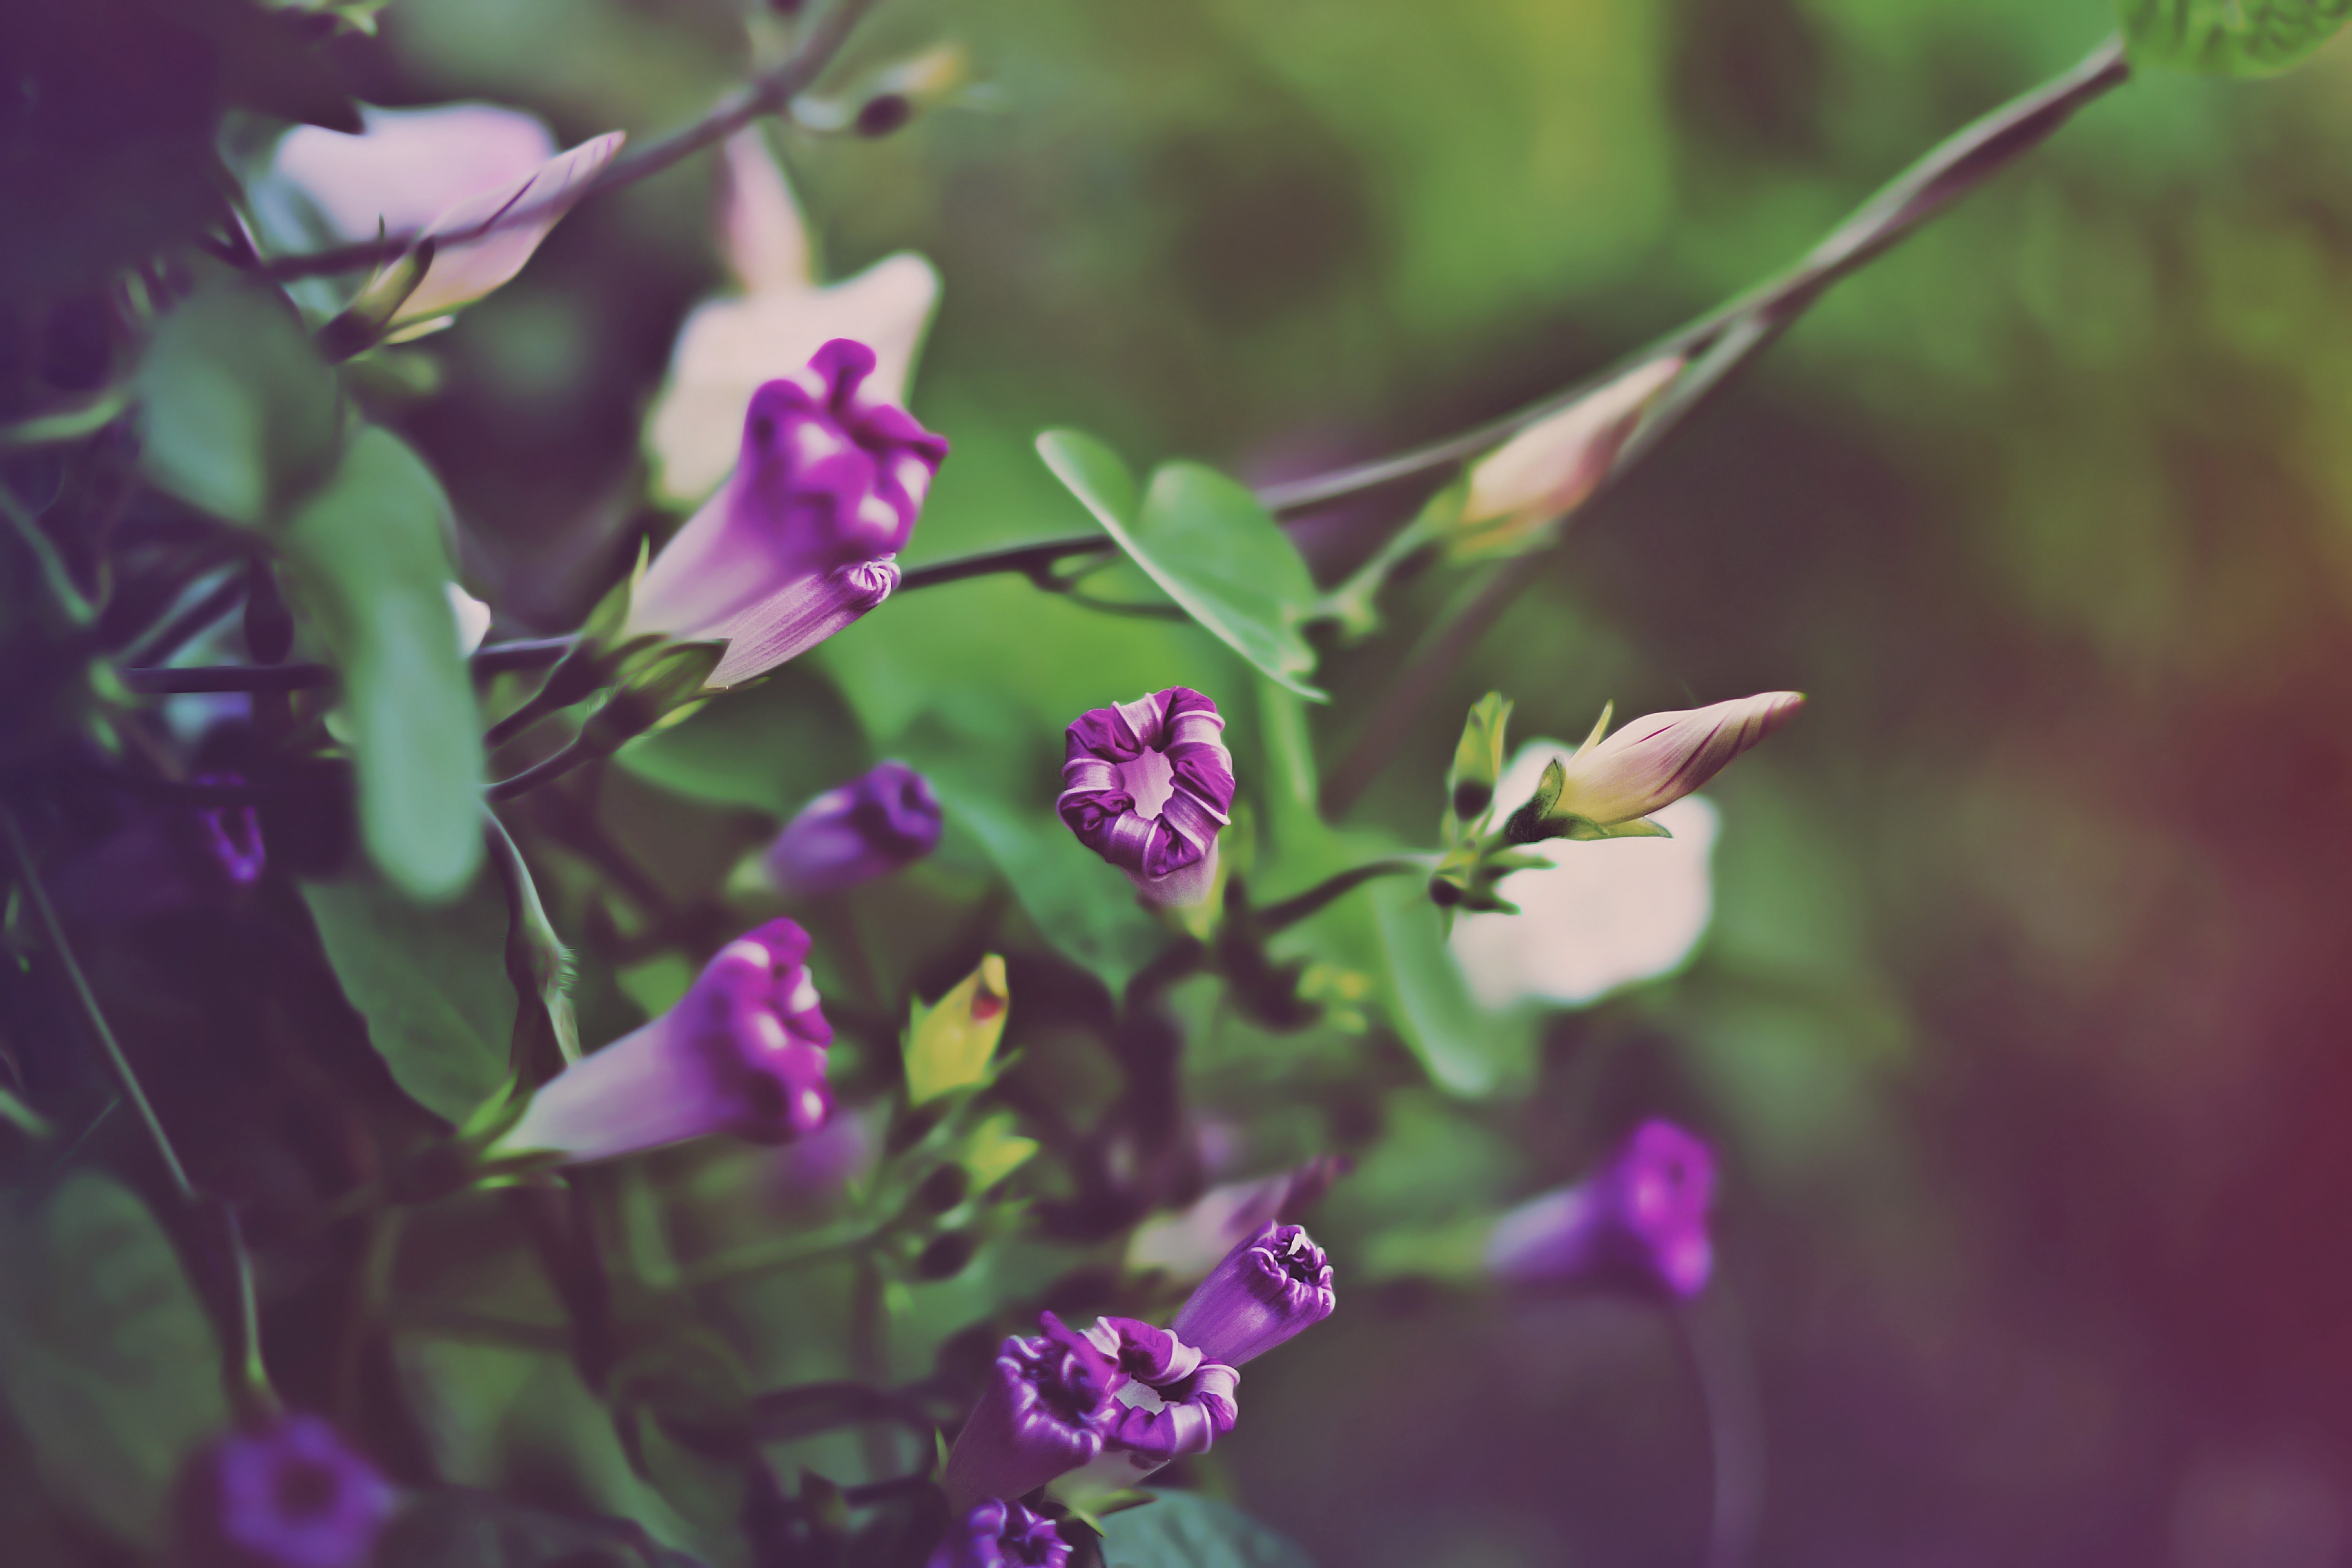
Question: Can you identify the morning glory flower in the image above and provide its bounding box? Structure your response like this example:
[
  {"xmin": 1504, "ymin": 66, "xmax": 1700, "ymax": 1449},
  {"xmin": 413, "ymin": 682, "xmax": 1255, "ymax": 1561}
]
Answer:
[
  {"xmin": 627, "ymin": 338, "xmax": 948, "ymax": 687},
  {"xmin": 645, "ymin": 128, "xmax": 941, "ymax": 506},
  {"xmin": 941, "ymin": 1312, "xmax": 1122, "ymax": 1511},
  {"xmin": 1070, "ymin": 1316, "xmax": 1240, "ymax": 1486},
  {"xmin": 495, "ymin": 919, "xmax": 832, "ymax": 1164},
  {"xmin": 1168, "ymin": 1222, "xmax": 1334, "ymax": 1367},
  {"xmin": 925, "ymin": 1499, "xmax": 1070, "ymax": 1568},
  {"xmin": 1056, "ymin": 688, "xmax": 1235, "ymax": 907},
  {"xmin": 765, "ymin": 760, "xmax": 942, "ymax": 897},
  {"xmin": 269, "ymin": 103, "xmax": 622, "ymax": 331},
  {"xmin": 176, "ymin": 1415, "xmax": 395, "ymax": 1568},
  {"xmin": 1486, "ymin": 1119, "xmax": 1717, "ymax": 1299}
]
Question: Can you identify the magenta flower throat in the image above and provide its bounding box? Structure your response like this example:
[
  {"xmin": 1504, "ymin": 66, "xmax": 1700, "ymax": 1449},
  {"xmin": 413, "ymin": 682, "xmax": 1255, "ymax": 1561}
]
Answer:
[{"xmin": 1056, "ymin": 687, "xmax": 1235, "ymax": 907}]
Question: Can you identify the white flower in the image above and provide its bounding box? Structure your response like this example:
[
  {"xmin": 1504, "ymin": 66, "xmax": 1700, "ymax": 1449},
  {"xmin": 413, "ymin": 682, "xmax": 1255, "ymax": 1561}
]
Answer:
[
  {"xmin": 1450, "ymin": 742, "xmax": 1721, "ymax": 1008},
  {"xmin": 267, "ymin": 103, "xmax": 624, "ymax": 331},
  {"xmin": 642, "ymin": 128, "xmax": 940, "ymax": 506}
]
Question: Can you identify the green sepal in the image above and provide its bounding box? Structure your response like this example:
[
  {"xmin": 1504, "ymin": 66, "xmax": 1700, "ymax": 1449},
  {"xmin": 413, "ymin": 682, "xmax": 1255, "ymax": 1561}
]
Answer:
[
  {"xmin": 315, "ymin": 232, "xmax": 435, "ymax": 363},
  {"xmin": 1315, "ymin": 476, "xmax": 1468, "ymax": 643},
  {"xmin": 578, "ymin": 641, "xmax": 725, "ymax": 756},
  {"xmin": 1444, "ymin": 691, "xmax": 1513, "ymax": 842}
]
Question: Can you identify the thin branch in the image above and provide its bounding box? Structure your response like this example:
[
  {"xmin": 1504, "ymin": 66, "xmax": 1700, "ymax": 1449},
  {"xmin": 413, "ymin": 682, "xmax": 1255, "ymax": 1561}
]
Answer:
[
  {"xmin": 1672, "ymin": 1294, "xmax": 1767, "ymax": 1568},
  {"xmin": 472, "ymin": 636, "xmax": 579, "ymax": 675},
  {"xmin": 2, "ymin": 806, "xmax": 195, "ymax": 1201},
  {"xmin": 260, "ymin": 0, "xmax": 888, "ymax": 281},
  {"xmin": 117, "ymin": 662, "xmax": 334, "ymax": 695},
  {"xmin": 1255, "ymin": 857, "xmax": 1428, "ymax": 932},
  {"xmin": 1321, "ymin": 34, "xmax": 2131, "ymax": 812},
  {"xmin": 486, "ymin": 741, "xmax": 599, "ymax": 802},
  {"xmin": 897, "ymin": 535, "xmax": 1112, "ymax": 592}
]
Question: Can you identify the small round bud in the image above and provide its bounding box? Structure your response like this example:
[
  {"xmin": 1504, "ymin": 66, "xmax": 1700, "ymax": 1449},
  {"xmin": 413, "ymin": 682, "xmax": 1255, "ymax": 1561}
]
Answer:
[
  {"xmin": 1451, "ymin": 779, "xmax": 1493, "ymax": 820},
  {"xmin": 855, "ymin": 93, "xmax": 913, "ymax": 138},
  {"xmin": 1427, "ymin": 877, "xmax": 1462, "ymax": 907},
  {"xmin": 918, "ymin": 1230, "xmax": 975, "ymax": 1279}
]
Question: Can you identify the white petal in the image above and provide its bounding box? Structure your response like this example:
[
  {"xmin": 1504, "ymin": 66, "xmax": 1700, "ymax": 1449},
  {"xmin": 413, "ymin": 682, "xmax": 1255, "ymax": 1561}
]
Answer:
[
  {"xmin": 718, "ymin": 126, "xmax": 814, "ymax": 293},
  {"xmin": 445, "ymin": 582, "xmax": 493, "ymax": 655},
  {"xmin": 272, "ymin": 103, "xmax": 557, "ymax": 241},
  {"xmin": 1449, "ymin": 746, "xmax": 1719, "ymax": 1009},
  {"xmin": 394, "ymin": 131, "xmax": 627, "ymax": 323},
  {"xmin": 644, "ymin": 253, "xmax": 941, "ymax": 506}
]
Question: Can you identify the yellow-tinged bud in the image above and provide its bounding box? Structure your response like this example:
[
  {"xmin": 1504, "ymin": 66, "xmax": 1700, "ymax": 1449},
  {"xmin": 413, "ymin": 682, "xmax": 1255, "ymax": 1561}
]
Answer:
[
  {"xmin": 1454, "ymin": 357, "xmax": 1683, "ymax": 560},
  {"xmin": 903, "ymin": 954, "xmax": 1010, "ymax": 1103}
]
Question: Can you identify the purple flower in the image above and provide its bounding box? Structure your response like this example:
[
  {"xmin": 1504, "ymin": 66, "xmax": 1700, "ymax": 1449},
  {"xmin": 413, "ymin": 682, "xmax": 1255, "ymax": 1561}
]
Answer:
[
  {"xmin": 1056, "ymin": 688, "xmax": 1235, "ymax": 907},
  {"xmin": 766, "ymin": 760, "xmax": 942, "ymax": 897},
  {"xmin": 941, "ymin": 1312, "xmax": 1121, "ymax": 1511},
  {"xmin": 1073, "ymin": 1316, "xmax": 1239, "ymax": 1485},
  {"xmin": 924, "ymin": 1499, "xmax": 1070, "ymax": 1568},
  {"xmin": 178, "ymin": 1415, "xmax": 394, "ymax": 1568},
  {"xmin": 1485, "ymin": 1118, "xmax": 1716, "ymax": 1299},
  {"xmin": 496, "ymin": 919, "xmax": 833, "ymax": 1164},
  {"xmin": 629, "ymin": 338, "xmax": 949, "ymax": 655},
  {"xmin": 1168, "ymin": 1222, "xmax": 1334, "ymax": 1367}
]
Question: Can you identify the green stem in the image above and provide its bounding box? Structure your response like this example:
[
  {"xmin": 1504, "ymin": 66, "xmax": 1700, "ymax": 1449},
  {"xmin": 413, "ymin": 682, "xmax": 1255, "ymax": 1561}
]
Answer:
[
  {"xmin": 1322, "ymin": 35, "xmax": 2131, "ymax": 812},
  {"xmin": 1255, "ymin": 857, "xmax": 1428, "ymax": 932},
  {"xmin": 3, "ymin": 807, "xmax": 194, "ymax": 1200}
]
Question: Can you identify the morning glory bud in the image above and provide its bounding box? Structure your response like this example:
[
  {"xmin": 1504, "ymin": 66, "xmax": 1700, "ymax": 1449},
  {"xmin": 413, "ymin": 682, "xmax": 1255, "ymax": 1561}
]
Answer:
[
  {"xmin": 630, "ymin": 339, "xmax": 950, "ymax": 647},
  {"xmin": 1485, "ymin": 1119, "xmax": 1716, "ymax": 1299},
  {"xmin": 194, "ymin": 776, "xmax": 266, "ymax": 887},
  {"xmin": 175, "ymin": 1415, "xmax": 395, "ymax": 1568},
  {"xmin": 496, "ymin": 920, "xmax": 833, "ymax": 1165},
  {"xmin": 926, "ymin": 1500, "xmax": 1070, "ymax": 1568},
  {"xmin": 1079, "ymin": 1316, "xmax": 1240, "ymax": 1478},
  {"xmin": 1506, "ymin": 691, "xmax": 1804, "ymax": 839},
  {"xmin": 1453, "ymin": 356, "xmax": 1682, "ymax": 559},
  {"xmin": 1169, "ymin": 1222, "xmax": 1334, "ymax": 1367},
  {"xmin": 941, "ymin": 1312, "xmax": 1122, "ymax": 1511},
  {"xmin": 766, "ymin": 760, "xmax": 942, "ymax": 897},
  {"xmin": 1056, "ymin": 688, "xmax": 1235, "ymax": 907}
]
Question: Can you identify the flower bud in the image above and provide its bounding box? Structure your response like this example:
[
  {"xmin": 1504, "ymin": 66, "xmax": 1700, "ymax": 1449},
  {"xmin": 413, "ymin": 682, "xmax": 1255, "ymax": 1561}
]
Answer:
[
  {"xmin": 704, "ymin": 557, "xmax": 900, "ymax": 690},
  {"xmin": 767, "ymin": 760, "xmax": 942, "ymax": 898},
  {"xmin": 385, "ymin": 131, "xmax": 624, "ymax": 327},
  {"xmin": 1056, "ymin": 688, "xmax": 1235, "ymax": 907},
  {"xmin": 941, "ymin": 1312, "xmax": 1122, "ymax": 1511},
  {"xmin": 925, "ymin": 1499, "xmax": 1070, "ymax": 1568},
  {"xmin": 495, "ymin": 919, "xmax": 833, "ymax": 1165},
  {"xmin": 1508, "ymin": 691, "xmax": 1803, "ymax": 836},
  {"xmin": 630, "ymin": 339, "xmax": 949, "ymax": 645},
  {"xmin": 175, "ymin": 1415, "xmax": 394, "ymax": 1568},
  {"xmin": 1454, "ymin": 357, "xmax": 1682, "ymax": 559},
  {"xmin": 1485, "ymin": 1119, "xmax": 1716, "ymax": 1298},
  {"xmin": 903, "ymin": 953, "xmax": 1010, "ymax": 1104},
  {"xmin": 1168, "ymin": 1222, "xmax": 1334, "ymax": 1367},
  {"xmin": 1126, "ymin": 1155, "xmax": 1350, "ymax": 1282}
]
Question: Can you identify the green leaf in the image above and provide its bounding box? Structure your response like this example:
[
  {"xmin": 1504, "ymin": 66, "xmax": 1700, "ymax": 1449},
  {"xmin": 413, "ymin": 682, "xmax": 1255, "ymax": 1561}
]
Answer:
[
  {"xmin": 1037, "ymin": 430, "xmax": 1325, "ymax": 699},
  {"xmin": 374, "ymin": 1489, "xmax": 710, "ymax": 1568},
  {"xmin": 1100, "ymin": 1491, "xmax": 1318, "ymax": 1568},
  {"xmin": 1368, "ymin": 878, "xmax": 1537, "ymax": 1098},
  {"xmin": 2118, "ymin": 0, "xmax": 2352, "ymax": 74},
  {"xmin": 936, "ymin": 773, "xmax": 1165, "ymax": 994},
  {"xmin": 302, "ymin": 868, "xmax": 515, "ymax": 1124},
  {"xmin": 136, "ymin": 287, "xmax": 342, "ymax": 526},
  {"xmin": 616, "ymin": 664, "xmax": 866, "ymax": 815},
  {"xmin": 281, "ymin": 426, "xmax": 485, "ymax": 901},
  {"xmin": 0, "ymin": 1174, "xmax": 228, "ymax": 1547}
]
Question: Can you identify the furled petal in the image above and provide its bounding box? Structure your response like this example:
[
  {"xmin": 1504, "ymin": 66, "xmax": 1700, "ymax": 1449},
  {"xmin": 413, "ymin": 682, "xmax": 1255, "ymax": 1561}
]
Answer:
[
  {"xmin": 1550, "ymin": 691, "xmax": 1804, "ymax": 826},
  {"xmin": 1057, "ymin": 688, "xmax": 1235, "ymax": 907},
  {"xmin": 1486, "ymin": 1119, "xmax": 1717, "ymax": 1299},
  {"xmin": 941, "ymin": 1313, "xmax": 1121, "ymax": 1511},
  {"xmin": 391, "ymin": 131, "xmax": 626, "ymax": 324},
  {"xmin": 704, "ymin": 557, "xmax": 901, "ymax": 690},
  {"xmin": 766, "ymin": 760, "xmax": 943, "ymax": 897},
  {"xmin": 924, "ymin": 1499, "xmax": 1070, "ymax": 1568},
  {"xmin": 495, "ymin": 920, "xmax": 832, "ymax": 1165},
  {"xmin": 1169, "ymin": 1222, "xmax": 1334, "ymax": 1367}
]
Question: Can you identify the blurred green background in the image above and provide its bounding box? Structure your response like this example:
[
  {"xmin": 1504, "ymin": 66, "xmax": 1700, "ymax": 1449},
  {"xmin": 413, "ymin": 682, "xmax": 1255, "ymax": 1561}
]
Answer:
[{"xmin": 327, "ymin": 0, "xmax": 2352, "ymax": 1561}]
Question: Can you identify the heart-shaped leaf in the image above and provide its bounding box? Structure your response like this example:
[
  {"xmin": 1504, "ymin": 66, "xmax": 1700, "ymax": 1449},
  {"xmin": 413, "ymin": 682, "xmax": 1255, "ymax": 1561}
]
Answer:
[{"xmin": 2118, "ymin": 0, "xmax": 2352, "ymax": 74}]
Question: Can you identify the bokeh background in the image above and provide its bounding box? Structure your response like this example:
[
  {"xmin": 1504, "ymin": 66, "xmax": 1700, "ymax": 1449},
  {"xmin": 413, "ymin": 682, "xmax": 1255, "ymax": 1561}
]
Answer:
[{"xmin": 240, "ymin": 0, "xmax": 2352, "ymax": 1563}]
